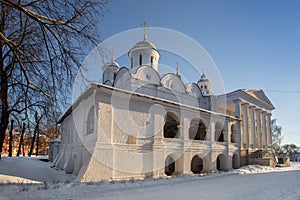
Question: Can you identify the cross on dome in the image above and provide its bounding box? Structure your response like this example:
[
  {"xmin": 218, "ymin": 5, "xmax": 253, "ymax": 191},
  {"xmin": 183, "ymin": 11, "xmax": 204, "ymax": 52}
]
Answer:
[
  {"xmin": 176, "ymin": 61, "xmax": 179, "ymax": 75},
  {"xmin": 200, "ymin": 68, "xmax": 208, "ymax": 80},
  {"xmin": 140, "ymin": 21, "xmax": 148, "ymax": 41},
  {"xmin": 110, "ymin": 48, "xmax": 116, "ymax": 62}
]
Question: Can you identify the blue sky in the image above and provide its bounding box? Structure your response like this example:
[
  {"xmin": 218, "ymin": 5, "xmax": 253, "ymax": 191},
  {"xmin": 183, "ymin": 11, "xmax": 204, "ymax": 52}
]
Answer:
[{"xmin": 98, "ymin": 0, "xmax": 300, "ymax": 145}]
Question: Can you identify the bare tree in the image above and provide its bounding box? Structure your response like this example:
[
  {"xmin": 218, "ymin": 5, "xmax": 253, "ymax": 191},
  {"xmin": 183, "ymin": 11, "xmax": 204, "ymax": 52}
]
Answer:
[
  {"xmin": 28, "ymin": 111, "xmax": 43, "ymax": 157},
  {"xmin": 16, "ymin": 122, "xmax": 25, "ymax": 157},
  {"xmin": 271, "ymin": 119, "xmax": 283, "ymax": 154},
  {"xmin": 0, "ymin": 0, "xmax": 109, "ymax": 159},
  {"xmin": 8, "ymin": 119, "xmax": 13, "ymax": 157}
]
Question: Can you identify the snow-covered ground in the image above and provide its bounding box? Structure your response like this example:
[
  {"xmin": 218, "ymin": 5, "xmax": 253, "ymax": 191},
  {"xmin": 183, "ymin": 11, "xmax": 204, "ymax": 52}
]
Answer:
[
  {"xmin": 0, "ymin": 156, "xmax": 75, "ymax": 184},
  {"xmin": 0, "ymin": 157, "xmax": 300, "ymax": 200}
]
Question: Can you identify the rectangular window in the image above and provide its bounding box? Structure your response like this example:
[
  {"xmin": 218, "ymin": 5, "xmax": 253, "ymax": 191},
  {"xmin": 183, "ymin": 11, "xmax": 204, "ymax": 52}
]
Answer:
[
  {"xmin": 139, "ymin": 55, "xmax": 142, "ymax": 65},
  {"xmin": 151, "ymin": 56, "xmax": 153, "ymax": 67}
]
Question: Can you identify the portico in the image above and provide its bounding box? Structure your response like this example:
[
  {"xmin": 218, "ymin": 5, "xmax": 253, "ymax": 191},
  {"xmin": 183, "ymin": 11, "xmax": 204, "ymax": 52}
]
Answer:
[{"xmin": 218, "ymin": 89, "xmax": 275, "ymax": 166}]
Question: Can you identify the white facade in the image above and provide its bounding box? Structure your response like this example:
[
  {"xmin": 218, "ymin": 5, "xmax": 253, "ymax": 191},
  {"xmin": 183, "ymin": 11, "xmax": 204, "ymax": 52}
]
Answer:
[{"xmin": 54, "ymin": 37, "xmax": 275, "ymax": 181}]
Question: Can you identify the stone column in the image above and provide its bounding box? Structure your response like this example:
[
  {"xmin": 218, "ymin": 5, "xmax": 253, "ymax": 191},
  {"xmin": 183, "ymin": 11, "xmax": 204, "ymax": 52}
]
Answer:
[
  {"xmin": 250, "ymin": 106, "xmax": 256, "ymax": 149},
  {"xmin": 261, "ymin": 111, "xmax": 267, "ymax": 148},
  {"xmin": 255, "ymin": 109, "xmax": 262, "ymax": 149},
  {"xmin": 182, "ymin": 116, "xmax": 190, "ymax": 141},
  {"xmin": 153, "ymin": 112, "xmax": 164, "ymax": 145},
  {"xmin": 152, "ymin": 111, "xmax": 166, "ymax": 178},
  {"xmin": 211, "ymin": 121, "xmax": 216, "ymax": 143},
  {"xmin": 242, "ymin": 103, "xmax": 249, "ymax": 149},
  {"xmin": 234, "ymin": 100, "xmax": 242, "ymax": 147},
  {"xmin": 183, "ymin": 116, "xmax": 191, "ymax": 174},
  {"xmin": 267, "ymin": 113, "xmax": 272, "ymax": 147},
  {"xmin": 224, "ymin": 120, "xmax": 229, "ymax": 144}
]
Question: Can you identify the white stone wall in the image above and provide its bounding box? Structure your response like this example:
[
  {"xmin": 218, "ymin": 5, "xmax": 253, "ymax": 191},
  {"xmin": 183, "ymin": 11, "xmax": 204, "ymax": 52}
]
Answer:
[{"xmin": 56, "ymin": 85, "xmax": 241, "ymax": 181}]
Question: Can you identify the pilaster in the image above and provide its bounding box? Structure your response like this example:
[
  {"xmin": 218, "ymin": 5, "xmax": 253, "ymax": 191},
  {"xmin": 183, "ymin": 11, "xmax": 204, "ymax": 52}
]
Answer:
[{"xmin": 255, "ymin": 109, "xmax": 262, "ymax": 149}]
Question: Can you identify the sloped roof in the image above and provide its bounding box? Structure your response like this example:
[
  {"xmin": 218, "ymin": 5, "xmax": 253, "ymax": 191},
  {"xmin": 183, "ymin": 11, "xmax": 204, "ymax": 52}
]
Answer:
[
  {"xmin": 243, "ymin": 89, "xmax": 274, "ymax": 108},
  {"xmin": 218, "ymin": 89, "xmax": 275, "ymax": 110}
]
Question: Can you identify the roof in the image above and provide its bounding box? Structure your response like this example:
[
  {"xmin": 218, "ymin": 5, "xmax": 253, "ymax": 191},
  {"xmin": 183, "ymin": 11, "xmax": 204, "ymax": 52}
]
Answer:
[
  {"xmin": 131, "ymin": 40, "xmax": 157, "ymax": 50},
  {"xmin": 58, "ymin": 83, "xmax": 239, "ymax": 124},
  {"xmin": 102, "ymin": 61, "xmax": 120, "ymax": 71},
  {"xmin": 49, "ymin": 137, "xmax": 61, "ymax": 143},
  {"xmin": 243, "ymin": 89, "xmax": 274, "ymax": 107},
  {"xmin": 219, "ymin": 89, "xmax": 275, "ymax": 110},
  {"xmin": 198, "ymin": 72, "xmax": 208, "ymax": 82}
]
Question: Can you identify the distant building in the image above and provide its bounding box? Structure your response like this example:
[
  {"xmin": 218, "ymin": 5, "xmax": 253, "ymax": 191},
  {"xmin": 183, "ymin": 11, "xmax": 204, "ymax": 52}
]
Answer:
[
  {"xmin": 3, "ymin": 130, "xmax": 53, "ymax": 156},
  {"xmin": 2, "ymin": 130, "xmax": 30, "ymax": 156},
  {"xmin": 54, "ymin": 32, "xmax": 275, "ymax": 181}
]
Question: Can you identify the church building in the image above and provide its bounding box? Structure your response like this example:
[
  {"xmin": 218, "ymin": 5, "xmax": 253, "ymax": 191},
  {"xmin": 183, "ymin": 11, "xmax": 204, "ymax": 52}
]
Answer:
[{"xmin": 54, "ymin": 28, "xmax": 275, "ymax": 182}]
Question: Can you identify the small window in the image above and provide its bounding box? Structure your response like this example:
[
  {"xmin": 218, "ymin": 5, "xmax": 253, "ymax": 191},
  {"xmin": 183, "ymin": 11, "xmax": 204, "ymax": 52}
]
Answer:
[
  {"xmin": 139, "ymin": 54, "xmax": 142, "ymax": 65},
  {"xmin": 151, "ymin": 56, "xmax": 154, "ymax": 67},
  {"xmin": 86, "ymin": 106, "xmax": 95, "ymax": 134},
  {"xmin": 131, "ymin": 57, "xmax": 133, "ymax": 68}
]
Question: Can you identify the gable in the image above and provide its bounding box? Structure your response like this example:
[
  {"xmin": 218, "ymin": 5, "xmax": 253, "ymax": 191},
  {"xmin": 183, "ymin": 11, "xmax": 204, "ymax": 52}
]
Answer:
[{"xmin": 243, "ymin": 89, "xmax": 274, "ymax": 108}]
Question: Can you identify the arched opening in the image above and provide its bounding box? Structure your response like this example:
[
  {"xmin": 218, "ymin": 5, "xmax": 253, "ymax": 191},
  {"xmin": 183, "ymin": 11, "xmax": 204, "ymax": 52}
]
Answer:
[
  {"xmin": 217, "ymin": 154, "xmax": 227, "ymax": 171},
  {"xmin": 232, "ymin": 154, "xmax": 239, "ymax": 169},
  {"xmin": 165, "ymin": 156, "xmax": 175, "ymax": 176},
  {"xmin": 189, "ymin": 118, "xmax": 206, "ymax": 140},
  {"xmin": 191, "ymin": 155, "xmax": 203, "ymax": 174},
  {"xmin": 163, "ymin": 112, "xmax": 179, "ymax": 138},
  {"xmin": 215, "ymin": 122, "xmax": 225, "ymax": 142},
  {"xmin": 231, "ymin": 124, "xmax": 237, "ymax": 143},
  {"xmin": 86, "ymin": 106, "xmax": 95, "ymax": 135}
]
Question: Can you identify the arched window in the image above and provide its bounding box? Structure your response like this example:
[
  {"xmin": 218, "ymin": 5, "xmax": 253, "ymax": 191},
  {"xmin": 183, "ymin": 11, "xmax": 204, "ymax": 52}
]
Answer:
[
  {"xmin": 217, "ymin": 154, "xmax": 227, "ymax": 171},
  {"xmin": 189, "ymin": 118, "xmax": 206, "ymax": 140},
  {"xmin": 86, "ymin": 106, "xmax": 94, "ymax": 134},
  {"xmin": 191, "ymin": 155, "xmax": 203, "ymax": 174},
  {"xmin": 163, "ymin": 112, "xmax": 179, "ymax": 138},
  {"xmin": 139, "ymin": 54, "xmax": 142, "ymax": 65},
  {"xmin": 165, "ymin": 156, "xmax": 175, "ymax": 176},
  {"xmin": 215, "ymin": 122, "xmax": 225, "ymax": 142}
]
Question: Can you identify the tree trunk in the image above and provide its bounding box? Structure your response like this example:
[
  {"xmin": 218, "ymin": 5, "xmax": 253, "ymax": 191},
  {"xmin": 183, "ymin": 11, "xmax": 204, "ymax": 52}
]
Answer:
[
  {"xmin": 16, "ymin": 123, "xmax": 26, "ymax": 157},
  {"xmin": 28, "ymin": 113, "xmax": 39, "ymax": 157},
  {"xmin": 0, "ymin": 3, "xmax": 9, "ymax": 160},
  {"xmin": 36, "ymin": 123, "xmax": 40, "ymax": 156},
  {"xmin": 8, "ymin": 120, "xmax": 14, "ymax": 157},
  {"xmin": 22, "ymin": 138, "xmax": 25, "ymax": 157},
  {"xmin": 0, "ymin": 61, "xmax": 8, "ymax": 160},
  {"xmin": 28, "ymin": 129, "xmax": 36, "ymax": 157}
]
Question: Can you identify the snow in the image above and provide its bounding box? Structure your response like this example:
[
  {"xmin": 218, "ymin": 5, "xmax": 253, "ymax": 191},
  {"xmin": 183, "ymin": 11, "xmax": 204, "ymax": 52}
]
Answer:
[
  {"xmin": 1, "ymin": 157, "xmax": 300, "ymax": 200},
  {"xmin": 0, "ymin": 156, "xmax": 75, "ymax": 184}
]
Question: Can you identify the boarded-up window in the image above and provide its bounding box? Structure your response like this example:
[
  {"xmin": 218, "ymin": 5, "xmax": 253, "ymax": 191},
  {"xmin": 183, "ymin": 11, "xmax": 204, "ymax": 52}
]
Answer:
[{"xmin": 128, "ymin": 135, "xmax": 136, "ymax": 144}]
